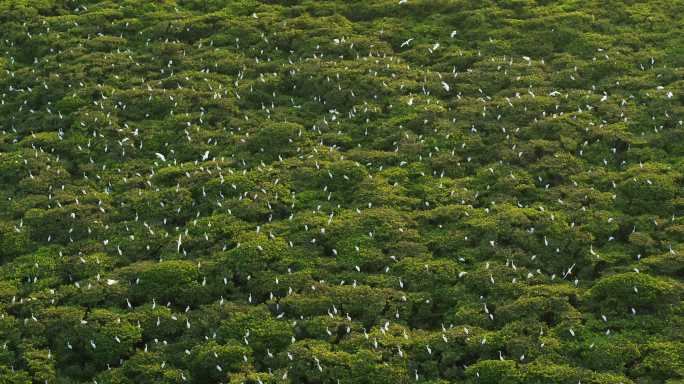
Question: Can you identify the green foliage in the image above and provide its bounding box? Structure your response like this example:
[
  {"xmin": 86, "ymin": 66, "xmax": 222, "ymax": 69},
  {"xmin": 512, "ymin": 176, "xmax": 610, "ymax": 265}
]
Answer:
[
  {"xmin": 585, "ymin": 272, "xmax": 681, "ymax": 313},
  {"xmin": 126, "ymin": 260, "xmax": 206, "ymax": 306},
  {"xmin": 0, "ymin": 0, "xmax": 682, "ymax": 383},
  {"xmin": 466, "ymin": 360, "xmax": 523, "ymax": 384},
  {"xmin": 633, "ymin": 341, "xmax": 684, "ymax": 381},
  {"xmin": 190, "ymin": 341, "xmax": 251, "ymax": 382}
]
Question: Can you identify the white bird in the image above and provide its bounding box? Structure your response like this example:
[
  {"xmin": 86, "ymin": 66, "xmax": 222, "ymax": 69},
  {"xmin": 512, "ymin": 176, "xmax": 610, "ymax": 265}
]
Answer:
[
  {"xmin": 590, "ymin": 245, "xmax": 598, "ymax": 257},
  {"xmin": 400, "ymin": 38, "xmax": 414, "ymax": 48},
  {"xmin": 155, "ymin": 152, "xmax": 166, "ymax": 162},
  {"xmin": 441, "ymin": 81, "xmax": 450, "ymax": 92}
]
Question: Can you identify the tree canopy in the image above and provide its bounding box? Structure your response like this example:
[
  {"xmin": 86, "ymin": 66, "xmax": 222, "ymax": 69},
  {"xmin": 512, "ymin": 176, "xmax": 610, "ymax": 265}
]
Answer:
[{"xmin": 0, "ymin": 0, "xmax": 682, "ymax": 383}]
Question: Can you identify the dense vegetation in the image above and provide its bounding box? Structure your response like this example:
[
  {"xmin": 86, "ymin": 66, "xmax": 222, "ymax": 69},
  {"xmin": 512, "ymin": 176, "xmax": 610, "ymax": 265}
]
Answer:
[{"xmin": 0, "ymin": 0, "xmax": 683, "ymax": 383}]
